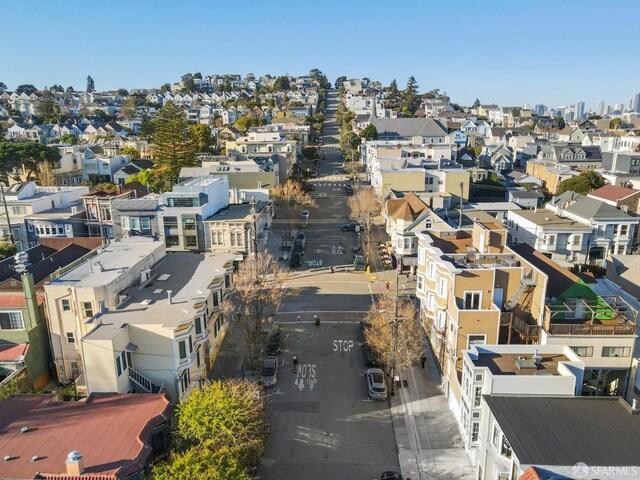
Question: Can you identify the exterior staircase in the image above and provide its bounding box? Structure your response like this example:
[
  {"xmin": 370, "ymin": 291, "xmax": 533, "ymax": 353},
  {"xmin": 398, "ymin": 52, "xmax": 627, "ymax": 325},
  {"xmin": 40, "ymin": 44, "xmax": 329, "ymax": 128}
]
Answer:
[
  {"xmin": 505, "ymin": 274, "xmax": 537, "ymax": 311},
  {"xmin": 128, "ymin": 367, "xmax": 165, "ymax": 394}
]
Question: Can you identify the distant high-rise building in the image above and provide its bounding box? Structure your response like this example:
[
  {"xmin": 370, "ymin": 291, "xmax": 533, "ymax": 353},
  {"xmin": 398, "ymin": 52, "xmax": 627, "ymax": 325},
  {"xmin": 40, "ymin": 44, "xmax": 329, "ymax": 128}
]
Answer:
[
  {"xmin": 533, "ymin": 104, "xmax": 546, "ymax": 116},
  {"xmin": 633, "ymin": 93, "xmax": 640, "ymax": 113},
  {"xmin": 576, "ymin": 101, "xmax": 585, "ymax": 120},
  {"xmin": 629, "ymin": 97, "xmax": 634, "ymax": 110},
  {"xmin": 596, "ymin": 100, "xmax": 605, "ymax": 116},
  {"xmin": 614, "ymin": 103, "xmax": 624, "ymax": 113},
  {"xmin": 606, "ymin": 105, "xmax": 612, "ymax": 115}
]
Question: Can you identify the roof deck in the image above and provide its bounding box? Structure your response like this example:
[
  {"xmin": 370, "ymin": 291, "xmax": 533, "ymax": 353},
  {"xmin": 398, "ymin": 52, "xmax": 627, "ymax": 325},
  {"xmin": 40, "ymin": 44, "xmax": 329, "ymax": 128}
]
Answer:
[
  {"xmin": 544, "ymin": 295, "xmax": 637, "ymax": 335},
  {"xmin": 473, "ymin": 352, "xmax": 570, "ymax": 376}
]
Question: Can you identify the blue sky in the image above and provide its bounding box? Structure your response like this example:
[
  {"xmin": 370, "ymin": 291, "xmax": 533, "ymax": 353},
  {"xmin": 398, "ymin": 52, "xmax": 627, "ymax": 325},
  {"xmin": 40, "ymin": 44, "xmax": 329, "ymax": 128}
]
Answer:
[{"xmin": 2, "ymin": 0, "xmax": 638, "ymax": 110}]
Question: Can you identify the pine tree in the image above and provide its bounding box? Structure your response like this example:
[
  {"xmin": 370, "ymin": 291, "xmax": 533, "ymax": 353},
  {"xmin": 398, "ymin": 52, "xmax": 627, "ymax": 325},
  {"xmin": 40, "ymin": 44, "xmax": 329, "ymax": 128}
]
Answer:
[
  {"xmin": 389, "ymin": 79, "xmax": 398, "ymax": 93},
  {"xmin": 405, "ymin": 76, "xmax": 418, "ymax": 96},
  {"xmin": 152, "ymin": 102, "xmax": 198, "ymax": 180},
  {"xmin": 86, "ymin": 75, "xmax": 95, "ymax": 93}
]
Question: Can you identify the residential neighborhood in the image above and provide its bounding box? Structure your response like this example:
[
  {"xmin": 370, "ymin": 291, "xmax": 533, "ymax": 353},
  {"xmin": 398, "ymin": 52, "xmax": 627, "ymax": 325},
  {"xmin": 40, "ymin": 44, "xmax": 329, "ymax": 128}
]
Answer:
[{"xmin": 2, "ymin": 2, "xmax": 640, "ymax": 480}]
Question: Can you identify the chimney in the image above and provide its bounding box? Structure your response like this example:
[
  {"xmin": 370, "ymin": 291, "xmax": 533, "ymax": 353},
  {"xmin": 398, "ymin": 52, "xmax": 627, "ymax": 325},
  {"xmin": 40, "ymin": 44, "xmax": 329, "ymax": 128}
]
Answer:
[
  {"xmin": 167, "ymin": 290, "xmax": 173, "ymax": 305},
  {"xmin": 21, "ymin": 273, "xmax": 40, "ymax": 327},
  {"xmin": 65, "ymin": 451, "xmax": 84, "ymax": 475}
]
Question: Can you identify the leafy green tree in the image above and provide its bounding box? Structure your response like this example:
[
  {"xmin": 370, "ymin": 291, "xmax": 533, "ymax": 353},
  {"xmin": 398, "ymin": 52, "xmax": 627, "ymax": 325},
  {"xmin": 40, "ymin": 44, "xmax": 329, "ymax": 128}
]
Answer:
[
  {"xmin": 126, "ymin": 166, "xmax": 172, "ymax": 193},
  {"xmin": 121, "ymin": 98, "xmax": 138, "ymax": 119},
  {"xmin": 38, "ymin": 90, "xmax": 61, "ymax": 123},
  {"xmin": 360, "ymin": 124, "xmax": 378, "ymax": 141},
  {"xmin": 302, "ymin": 146, "xmax": 318, "ymax": 160},
  {"xmin": 340, "ymin": 131, "xmax": 361, "ymax": 152},
  {"xmin": 0, "ymin": 82, "xmax": 7, "ymax": 93},
  {"xmin": 138, "ymin": 119, "xmax": 156, "ymax": 139},
  {"xmin": 334, "ymin": 76, "xmax": 347, "ymax": 89},
  {"xmin": 609, "ymin": 118, "xmax": 622, "ymax": 130},
  {"xmin": 233, "ymin": 114, "xmax": 266, "ymax": 133},
  {"xmin": 117, "ymin": 88, "xmax": 129, "ymax": 96},
  {"xmin": 0, "ymin": 141, "xmax": 60, "ymax": 181},
  {"xmin": 152, "ymin": 443, "xmax": 250, "ymax": 480},
  {"xmin": 273, "ymin": 76, "xmax": 290, "ymax": 91},
  {"xmin": 181, "ymin": 73, "xmax": 196, "ymax": 93},
  {"xmin": 160, "ymin": 83, "xmax": 171, "ymax": 93},
  {"xmin": 0, "ymin": 242, "xmax": 17, "ymax": 260},
  {"xmin": 389, "ymin": 79, "xmax": 398, "ymax": 93},
  {"xmin": 65, "ymin": 86, "xmax": 74, "ymax": 93},
  {"xmin": 16, "ymin": 84, "xmax": 37, "ymax": 95},
  {"xmin": 152, "ymin": 102, "xmax": 198, "ymax": 180},
  {"xmin": 49, "ymin": 84, "xmax": 64, "ymax": 93},
  {"xmin": 192, "ymin": 72, "xmax": 202, "ymax": 80},
  {"xmin": 189, "ymin": 124, "xmax": 215, "ymax": 152},
  {"xmin": 557, "ymin": 170, "xmax": 605, "ymax": 195},
  {"xmin": 588, "ymin": 115, "xmax": 602, "ymax": 120},
  {"xmin": 473, "ymin": 98, "xmax": 481, "ymax": 108},
  {"xmin": 61, "ymin": 134, "xmax": 78, "ymax": 145},
  {"xmin": 120, "ymin": 145, "xmax": 138, "ymax": 158},
  {"xmin": 86, "ymin": 75, "xmax": 95, "ymax": 93}
]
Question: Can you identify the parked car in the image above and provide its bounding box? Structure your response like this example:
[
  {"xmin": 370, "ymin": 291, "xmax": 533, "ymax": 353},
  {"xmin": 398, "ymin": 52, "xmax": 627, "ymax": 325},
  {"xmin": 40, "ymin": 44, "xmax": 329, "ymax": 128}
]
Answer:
[
  {"xmin": 365, "ymin": 368, "xmax": 387, "ymax": 400},
  {"xmin": 296, "ymin": 232, "xmax": 306, "ymax": 246},
  {"xmin": 353, "ymin": 254, "xmax": 366, "ymax": 271},
  {"xmin": 341, "ymin": 222, "xmax": 358, "ymax": 231},
  {"xmin": 290, "ymin": 253, "xmax": 302, "ymax": 267},
  {"xmin": 362, "ymin": 343, "xmax": 381, "ymax": 367},
  {"xmin": 292, "ymin": 242, "xmax": 304, "ymax": 255},
  {"xmin": 301, "ymin": 210, "xmax": 310, "ymax": 220},
  {"xmin": 380, "ymin": 472, "xmax": 402, "ymax": 480},
  {"xmin": 310, "ymin": 169, "xmax": 318, "ymax": 178},
  {"xmin": 345, "ymin": 184, "xmax": 354, "ymax": 195},
  {"xmin": 260, "ymin": 356, "xmax": 278, "ymax": 387},
  {"xmin": 266, "ymin": 330, "xmax": 284, "ymax": 355}
]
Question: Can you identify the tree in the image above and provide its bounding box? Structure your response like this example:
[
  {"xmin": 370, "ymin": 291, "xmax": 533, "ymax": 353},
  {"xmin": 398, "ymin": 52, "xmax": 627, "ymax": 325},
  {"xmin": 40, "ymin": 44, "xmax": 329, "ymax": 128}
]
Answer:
[
  {"xmin": 121, "ymin": 97, "xmax": 138, "ymax": 119},
  {"xmin": 65, "ymin": 86, "xmax": 74, "ymax": 93},
  {"xmin": 556, "ymin": 170, "xmax": 605, "ymax": 195},
  {"xmin": 363, "ymin": 290, "xmax": 423, "ymax": 373},
  {"xmin": 473, "ymin": 98, "xmax": 481, "ymax": 108},
  {"xmin": 224, "ymin": 255, "xmax": 294, "ymax": 367},
  {"xmin": 138, "ymin": 119, "xmax": 156, "ymax": 139},
  {"xmin": 233, "ymin": 114, "xmax": 266, "ymax": 133},
  {"xmin": 273, "ymin": 76, "xmax": 290, "ymax": 91},
  {"xmin": 609, "ymin": 118, "xmax": 622, "ymax": 130},
  {"xmin": 49, "ymin": 84, "xmax": 64, "ymax": 93},
  {"xmin": 181, "ymin": 73, "xmax": 196, "ymax": 93},
  {"xmin": 117, "ymin": 88, "xmax": 129, "ymax": 96},
  {"xmin": 302, "ymin": 146, "xmax": 318, "ymax": 160},
  {"xmin": 189, "ymin": 124, "xmax": 215, "ymax": 152},
  {"xmin": 36, "ymin": 161, "xmax": 57, "ymax": 186},
  {"xmin": 405, "ymin": 76, "xmax": 419, "ymax": 97},
  {"xmin": 152, "ymin": 102, "xmax": 198, "ymax": 181},
  {"xmin": 334, "ymin": 76, "xmax": 347, "ymax": 89},
  {"xmin": 86, "ymin": 75, "xmax": 95, "ymax": 93},
  {"xmin": 588, "ymin": 115, "xmax": 602, "ymax": 120},
  {"xmin": 126, "ymin": 166, "xmax": 173, "ymax": 193},
  {"xmin": 152, "ymin": 444, "xmax": 250, "ymax": 480},
  {"xmin": 389, "ymin": 79, "xmax": 398, "ymax": 93},
  {"xmin": 16, "ymin": 84, "xmax": 37, "ymax": 95},
  {"xmin": 340, "ymin": 130, "xmax": 361, "ymax": 153},
  {"xmin": 271, "ymin": 180, "xmax": 316, "ymax": 247},
  {"xmin": 0, "ymin": 141, "xmax": 60, "ymax": 181},
  {"xmin": 360, "ymin": 124, "xmax": 378, "ymax": 141},
  {"xmin": 61, "ymin": 133, "xmax": 78, "ymax": 145},
  {"xmin": 160, "ymin": 83, "xmax": 171, "ymax": 93},
  {"xmin": 38, "ymin": 90, "xmax": 61, "ymax": 123},
  {"xmin": 0, "ymin": 82, "xmax": 6, "ymax": 93},
  {"xmin": 348, "ymin": 188, "xmax": 381, "ymax": 262},
  {"xmin": 0, "ymin": 242, "xmax": 17, "ymax": 260},
  {"xmin": 120, "ymin": 145, "xmax": 138, "ymax": 158}
]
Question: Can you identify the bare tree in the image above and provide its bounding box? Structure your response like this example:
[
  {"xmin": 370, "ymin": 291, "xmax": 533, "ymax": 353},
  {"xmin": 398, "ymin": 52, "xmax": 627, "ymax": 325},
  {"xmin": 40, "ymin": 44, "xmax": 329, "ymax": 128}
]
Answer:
[
  {"xmin": 223, "ymin": 253, "xmax": 297, "ymax": 369},
  {"xmin": 348, "ymin": 187, "xmax": 381, "ymax": 263},
  {"xmin": 35, "ymin": 161, "xmax": 57, "ymax": 186},
  {"xmin": 272, "ymin": 179, "xmax": 316, "ymax": 249},
  {"xmin": 363, "ymin": 289, "xmax": 423, "ymax": 373}
]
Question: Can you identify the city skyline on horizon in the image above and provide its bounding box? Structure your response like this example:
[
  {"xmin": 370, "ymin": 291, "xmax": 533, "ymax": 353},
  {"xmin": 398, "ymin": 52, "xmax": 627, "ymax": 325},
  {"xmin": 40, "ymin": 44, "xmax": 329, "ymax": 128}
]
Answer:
[{"xmin": 2, "ymin": 0, "xmax": 639, "ymax": 109}]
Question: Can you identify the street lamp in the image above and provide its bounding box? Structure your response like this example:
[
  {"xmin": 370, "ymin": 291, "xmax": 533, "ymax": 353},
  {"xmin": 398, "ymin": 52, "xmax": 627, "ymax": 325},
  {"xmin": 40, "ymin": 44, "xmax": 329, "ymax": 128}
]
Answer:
[{"xmin": 250, "ymin": 196, "xmax": 257, "ymax": 257}]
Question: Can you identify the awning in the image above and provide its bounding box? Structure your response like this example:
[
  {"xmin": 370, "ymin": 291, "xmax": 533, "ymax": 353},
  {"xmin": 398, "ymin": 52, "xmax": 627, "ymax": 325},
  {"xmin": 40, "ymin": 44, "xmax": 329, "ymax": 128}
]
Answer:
[
  {"xmin": 396, "ymin": 255, "xmax": 417, "ymax": 266},
  {"xmin": 125, "ymin": 343, "xmax": 138, "ymax": 352}
]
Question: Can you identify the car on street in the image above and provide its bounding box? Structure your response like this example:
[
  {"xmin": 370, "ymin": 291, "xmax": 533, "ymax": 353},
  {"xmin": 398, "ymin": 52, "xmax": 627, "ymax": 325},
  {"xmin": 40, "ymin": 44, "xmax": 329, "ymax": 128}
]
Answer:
[
  {"xmin": 362, "ymin": 343, "xmax": 381, "ymax": 367},
  {"xmin": 301, "ymin": 210, "xmax": 310, "ymax": 220},
  {"xmin": 380, "ymin": 472, "xmax": 403, "ymax": 480},
  {"xmin": 310, "ymin": 169, "xmax": 318, "ymax": 178},
  {"xmin": 290, "ymin": 253, "xmax": 302, "ymax": 267},
  {"xmin": 302, "ymin": 182, "xmax": 315, "ymax": 192},
  {"xmin": 260, "ymin": 356, "xmax": 278, "ymax": 387},
  {"xmin": 266, "ymin": 329, "xmax": 284, "ymax": 355},
  {"xmin": 345, "ymin": 184, "xmax": 354, "ymax": 195},
  {"xmin": 292, "ymin": 242, "xmax": 304, "ymax": 255},
  {"xmin": 353, "ymin": 254, "xmax": 366, "ymax": 271},
  {"xmin": 296, "ymin": 232, "xmax": 305, "ymax": 246},
  {"xmin": 341, "ymin": 222, "xmax": 358, "ymax": 231},
  {"xmin": 365, "ymin": 368, "xmax": 387, "ymax": 400}
]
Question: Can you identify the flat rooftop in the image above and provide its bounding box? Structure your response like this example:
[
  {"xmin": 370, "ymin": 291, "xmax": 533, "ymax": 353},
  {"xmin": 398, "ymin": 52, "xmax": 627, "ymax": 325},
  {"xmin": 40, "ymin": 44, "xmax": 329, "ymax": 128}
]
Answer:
[
  {"xmin": 484, "ymin": 396, "xmax": 640, "ymax": 467},
  {"xmin": 473, "ymin": 353, "xmax": 570, "ymax": 376},
  {"xmin": 510, "ymin": 209, "xmax": 591, "ymax": 229},
  {"xmin": 85, "ymin": 251, "xmax": 235, "ymax": 335},
  {"xmin": 48, "ymin": 238, "xmax": 164, "ymax": 288}
]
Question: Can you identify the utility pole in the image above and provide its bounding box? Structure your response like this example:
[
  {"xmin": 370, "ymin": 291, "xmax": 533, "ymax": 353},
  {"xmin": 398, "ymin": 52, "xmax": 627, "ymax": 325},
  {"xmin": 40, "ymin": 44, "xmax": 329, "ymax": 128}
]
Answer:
[
  {"xmin": 458, "ymin": 181, "xmax": 464, "ymax": 228},
  {"xmin": 1, "ymin": 185, "xmax": 14, "ymax": 245},
  {"xmin": 250, "ymin": 196, "xmax": 257, "ymax": 258},
  {"xmin": 390, "ymin": 272, "xmax": 401, "ymax": 396}
]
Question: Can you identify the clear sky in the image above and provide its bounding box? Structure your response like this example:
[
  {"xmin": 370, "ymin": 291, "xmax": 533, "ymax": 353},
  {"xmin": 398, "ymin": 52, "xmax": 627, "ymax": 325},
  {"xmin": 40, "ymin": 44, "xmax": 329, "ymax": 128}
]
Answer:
[{"xmin": 2, "ymin": 0, "xmax": 638, "ymax": 110}]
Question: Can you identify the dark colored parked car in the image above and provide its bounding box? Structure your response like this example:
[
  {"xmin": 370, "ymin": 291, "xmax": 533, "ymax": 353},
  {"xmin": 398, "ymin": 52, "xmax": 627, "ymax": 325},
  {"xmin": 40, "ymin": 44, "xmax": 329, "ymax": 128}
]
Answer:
[
  {"xmin": 266, "ymin": 329, "xmax": 284, "ymax": 355},
  {"xmin": 292, "ymin": 243, "xmax": 304, "ymax": 255},
  {"xmin": 380, "ymin": 472, "xmax": 403, "ymax": 480},
  {"xmin": 290, "ymin": 253, "xmax": 302, "ymax": 268},
  {"xmin": 341, "ymin": 222, "xmax": 358, "ymax": 231}
]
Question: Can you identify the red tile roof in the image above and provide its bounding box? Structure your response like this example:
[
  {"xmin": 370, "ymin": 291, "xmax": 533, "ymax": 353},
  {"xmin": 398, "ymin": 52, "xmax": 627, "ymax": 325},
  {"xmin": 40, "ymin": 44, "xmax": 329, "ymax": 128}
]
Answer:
[
  {"xmin": 0, "ymin": 293, "xmax": 44, "ymax": 308},
  {"xmin": 0, "ymin": 343, "xmax": 29, "ymax": 362},
  {"xmin": 590, "ymin": 184, "xmax": 639, "ymax": 202},
  {"xmin": 520, "ymin": 466, "xmax": 542, "ymax": 480},
  {"xmin": 0, "ymin": 393, "xmax": 171, "ymax": 480}
]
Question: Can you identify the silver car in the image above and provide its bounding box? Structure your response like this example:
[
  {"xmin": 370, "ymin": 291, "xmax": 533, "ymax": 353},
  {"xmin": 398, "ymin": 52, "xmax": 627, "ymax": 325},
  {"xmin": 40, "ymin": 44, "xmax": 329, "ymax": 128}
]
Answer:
[
  {"xmin": 260, "ymin": 356, "xmax": 278, "ymax": 388},
  {"xmin": 366, "ymin": 368, "xmax": 387, "ymax": 400}
]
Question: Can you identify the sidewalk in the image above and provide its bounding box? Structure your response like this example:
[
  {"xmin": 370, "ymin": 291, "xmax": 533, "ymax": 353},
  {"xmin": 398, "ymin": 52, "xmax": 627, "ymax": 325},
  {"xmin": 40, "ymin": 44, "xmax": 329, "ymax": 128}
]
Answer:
[{"xmin": 389, "ymin": 341, "xmax": 475, "ymax": 480}]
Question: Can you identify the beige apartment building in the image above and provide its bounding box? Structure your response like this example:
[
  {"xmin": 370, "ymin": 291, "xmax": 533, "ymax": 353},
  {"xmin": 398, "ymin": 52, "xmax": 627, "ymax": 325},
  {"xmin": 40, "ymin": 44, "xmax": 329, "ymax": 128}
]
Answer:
[{"xmin": 415, "ymin": 221, "xmax": 548, "ymax": 420}]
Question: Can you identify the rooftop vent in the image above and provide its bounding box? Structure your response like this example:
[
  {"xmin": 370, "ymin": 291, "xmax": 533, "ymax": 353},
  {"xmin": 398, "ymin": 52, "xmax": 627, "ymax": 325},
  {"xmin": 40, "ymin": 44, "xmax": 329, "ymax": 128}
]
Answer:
[
  {"xmin": 157, "ymin": 274, "xmax": 171, "ymax": 281},
  {"xmin": 533, "ymin": 349, "xmax": 542, "ymax": 365},
  {"xmin": 140, "ymin": 299, "xmax": 152, "ymax": 305},
  {"xmin": 4, "ymin": 455, "xmax": 14, "ymax": 461},
  {"xmin": 20, "ymin": 426, "xmax": 29, "ymax": 433},
  {"xmin": 153, "ymin": 289, "xmax": 163, "ymax": 294}
]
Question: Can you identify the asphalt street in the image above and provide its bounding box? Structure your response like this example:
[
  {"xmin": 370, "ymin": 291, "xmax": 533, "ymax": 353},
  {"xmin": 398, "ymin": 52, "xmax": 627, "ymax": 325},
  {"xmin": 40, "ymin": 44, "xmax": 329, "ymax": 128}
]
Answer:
[{"xmin": 260, "ymin": 90, "xmax": 401, "ymax": 480}]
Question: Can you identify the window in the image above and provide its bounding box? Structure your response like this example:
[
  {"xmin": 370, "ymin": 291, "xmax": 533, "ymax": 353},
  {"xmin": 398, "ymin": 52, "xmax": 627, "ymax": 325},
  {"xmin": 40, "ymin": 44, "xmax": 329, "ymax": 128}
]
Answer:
[
  {"xmin": 61, "ymin": 299, "xmax": 71, "ymax": 311},
  {"xmin": 185, "ymin": 236, "xmax": 198, "ymax": 247},
  {"xmin": 427, "ymin": 262, "xmax": 436, "ymax": 280},
  {"xmin": 545, "ymin": 234, "xmax": 555, "ymax": 245},
  {"xmin": 473, "ymin": 386, "xmax": 482, "ymax": 407},
  {"xmin": 66, "ymin": 332, "xmax": 75, "ymax": 343},
  {"xmin": 475, "ymin": 373, "xmax": 483, "ymax": 382},
  {"xmin": 82, "ymin": 302, "xmax": 93, "ymax": 318},
  {"xmin": 467, "ymin": 334, "xmax": 486, "ymax": 349},
  {"xmin": 188, "ymin": 335, "xmax": 193, "ymax": 354},
  {"xmin": 180, "ymin": 368, "xmax": 191, "ymax": 393},
  {"xmin": 116, "ymin": 350, "xmax": 128, "ymax": 376},
  {"xmin": 463, "ymin": 291, "xmax": 481, "ymax": 310},
  {"xmin": 500, "ymin": 435, "xmax": 512, "ymax": 458},
  {"xmin": 11, "ymin": 205, "xmax": 26, "ymax": 215},
  {"xmin": 619, "ymin": 225, "xmax": 628, "ymax": 236},
  {"xmin": 212, "ymin": 291, "xmax": 220, "ymax": 307},
  {"xmin": 130, "ymin": 217, "xmax": 140, "ymax": 230},
  {"xmin": 225, "ymin": 275, "xmax": 231, "ymax": 288},
  {"xmin": 195, "ymin": 317, "xmax": 202, "ymax": 335},
  {"xmin": 140, "ymin": 217, "xmax": 151, "ymax": 230},
  {"xmin": 417, "ymin": 275, "xmax": 424, "ymax": 291},
  {"xmin": 163, "ymin": 216, "xmax": 178, "ymax": 229},
  {"xmin": 437, "ymin": 277, "xmax": 447, "ymax": 297},
  {"xmin": 70, "ymin": 362, "xmax": 80, "ymax": 378},
  {"xmin": 471, "ymin": 422, "xmax": 480, "ymax": 442},
  {"xmin": 179, "ymin": 340, "xmax": 187, "ymax": 360},
  {"xmin": 571, "ymin": 346, "xmax": 593, "ymax": 357},
  {"xmin": 122, "ymin": 217, "xmax": 129, "ymax": 229},
  {"xmin": 492, "ymin": 424, "xmax": 500, "ymax": 448},
  {"xmin": 602, "ymin": 346, "xmax": 631, "ymax": 357},
  {"xmin": 0, "ymin": 311, "xmax": 25, "ymax": 330}
]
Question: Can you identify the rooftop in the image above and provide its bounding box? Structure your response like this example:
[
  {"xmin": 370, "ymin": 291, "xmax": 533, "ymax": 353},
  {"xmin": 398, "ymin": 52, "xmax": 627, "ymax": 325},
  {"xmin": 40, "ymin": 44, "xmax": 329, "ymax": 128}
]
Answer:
[
  {"xmin": 509, "ymin": 209, "xmax": 592, "ymax": 230},
  {"xmin": 47, "ymin": 238, "xmax": 164, "ymax": 288},
  {"xmin": 473, "ymin": 352, "xmax": 569, "ymax": 376},
  {"xmin": 85, "ymin": 251, "xmax": 235, "ymax": 335},
  {"xmin": 484, "ymin": 396, "xmax": 640, "ymax": 467},
  {"xmin": 589, "ymin": 184, "xmax": 640, "ymax": 202},
  {"xmin": 0, "ymin": 393, "xmax": 170, "ymax": 479}
]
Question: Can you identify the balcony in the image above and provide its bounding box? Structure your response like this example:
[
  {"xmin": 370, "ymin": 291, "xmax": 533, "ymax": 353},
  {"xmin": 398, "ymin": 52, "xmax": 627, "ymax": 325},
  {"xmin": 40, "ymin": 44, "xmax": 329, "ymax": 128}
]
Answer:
[
  {"xmin": 503, "ymin": 312, "xmax": 541, "ymax": 343},
  {"xmin": 543, "ymin": 295, "xmax": 638, "ymax": 336}
]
